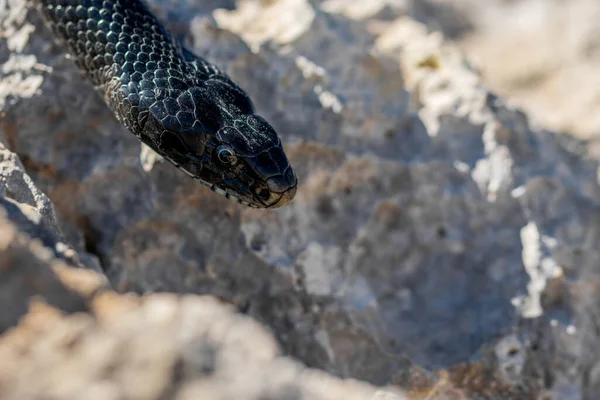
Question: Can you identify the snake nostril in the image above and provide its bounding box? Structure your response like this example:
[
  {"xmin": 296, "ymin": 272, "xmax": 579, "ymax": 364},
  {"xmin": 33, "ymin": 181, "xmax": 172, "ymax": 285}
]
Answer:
[{"xmin": 257, "ymin": 188, "xmax": 270, "ymax": 201}]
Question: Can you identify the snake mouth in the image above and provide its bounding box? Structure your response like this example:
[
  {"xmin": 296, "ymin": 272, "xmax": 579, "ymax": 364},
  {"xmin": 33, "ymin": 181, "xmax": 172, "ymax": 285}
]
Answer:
[
  {"xmin": 207, "ymin": 172, "xmax": 297, "ymax": 208},
  {"xmin": 193, "ymin": 172, "xmax": 297, "ymax": 209},
  {"xmin": 265, "ymin": 185, "xmax": 297, "ymax": 208},
  {"xmin": 164, "ymin": 154, "xmax": 297, "ymax": 208},
  {"xmin": 161, "ymin": 155, "xmax": 260, "ymax": 207},
  {"xmin": 208, "ymin": 181, "xmax": 260, "ymax": 208}
]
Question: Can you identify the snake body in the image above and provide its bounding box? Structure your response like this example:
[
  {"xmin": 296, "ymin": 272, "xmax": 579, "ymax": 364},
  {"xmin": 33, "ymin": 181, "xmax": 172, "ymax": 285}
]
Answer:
[{"xmin": 35, "ymin": 0, "xmax": 297, "ymax": 208}]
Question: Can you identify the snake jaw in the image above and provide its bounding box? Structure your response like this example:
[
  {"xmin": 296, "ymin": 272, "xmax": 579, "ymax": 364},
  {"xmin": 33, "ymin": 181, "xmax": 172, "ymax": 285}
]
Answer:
[
  {"xmin": 163, "ymin": 155, "xmax": 260, "ymax": 208},
  {"xmin": 208, "ymin": 181, "xmax": 259, "ymax": 208}
]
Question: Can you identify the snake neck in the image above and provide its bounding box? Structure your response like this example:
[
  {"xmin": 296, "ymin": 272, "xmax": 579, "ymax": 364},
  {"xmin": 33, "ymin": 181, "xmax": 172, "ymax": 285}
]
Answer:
[{"xmin": 36, "ymin": 0, "xmax": 183, "ymax": 87}]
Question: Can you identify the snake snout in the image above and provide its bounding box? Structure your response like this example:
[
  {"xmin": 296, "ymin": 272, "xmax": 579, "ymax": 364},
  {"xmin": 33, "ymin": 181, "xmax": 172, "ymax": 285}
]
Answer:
[{"xmin": 261, "ymin": 167, "xmax": 297, "ymax": 208}]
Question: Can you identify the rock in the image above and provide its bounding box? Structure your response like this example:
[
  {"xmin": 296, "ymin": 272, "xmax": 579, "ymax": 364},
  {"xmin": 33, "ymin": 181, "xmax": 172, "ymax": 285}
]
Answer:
[
  {"xmin": 0, "ymin": 200, "xmax": 404, "ymax": 399},
  {"xmin": 2, "ymin": 0, "xmax": 600, "ymax": 398},
  {"xmin": 401, "ymin": 0, "xmax": 600, "ymax": 148},
  {"xmin": 457, "ymin": 0, "xmax": 600, "ymax": 142},
  {"xmin": 0, "ymin": 140, "xmax": 101, "ymax": 271}
]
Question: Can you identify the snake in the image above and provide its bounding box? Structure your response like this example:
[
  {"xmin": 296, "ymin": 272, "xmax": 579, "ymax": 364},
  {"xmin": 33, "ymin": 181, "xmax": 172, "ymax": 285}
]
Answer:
[{"xmin": 33, "ymin": 0, "xmax": 297, "ymax": 208}]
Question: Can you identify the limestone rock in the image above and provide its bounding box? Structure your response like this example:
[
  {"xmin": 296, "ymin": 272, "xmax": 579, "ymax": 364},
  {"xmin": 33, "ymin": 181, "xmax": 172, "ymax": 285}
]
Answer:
[
  {"xmin": 404, "ymin": 0, "xmax": 600, "ymax": 148},
  {"xmin": 1, "ymin": 0, "xmax": 600, "ymax": 398},
  {"xmin": 0, "ymin": 198, "xmax": 403, "ymax": 399}
]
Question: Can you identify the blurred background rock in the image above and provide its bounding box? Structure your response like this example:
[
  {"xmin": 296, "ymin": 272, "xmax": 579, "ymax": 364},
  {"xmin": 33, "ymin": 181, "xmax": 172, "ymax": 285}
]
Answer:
[
  {"xmin": 365, "ymin": 0, "xmax": 600, "ymax": 153},
  {"xmin": 2, "ymin": 0, "xmax": 600, "ymax": 398}
]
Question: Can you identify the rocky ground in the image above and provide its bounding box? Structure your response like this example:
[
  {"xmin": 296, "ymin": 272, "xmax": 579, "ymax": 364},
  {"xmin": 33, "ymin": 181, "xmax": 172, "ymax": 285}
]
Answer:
[
  {"xmin": 411, "ymin": 0, "xmax": 600, "ymax": 151},
  {"xmin": 1, "ymin": 0, "xmax": 599, "ymax": 398}
]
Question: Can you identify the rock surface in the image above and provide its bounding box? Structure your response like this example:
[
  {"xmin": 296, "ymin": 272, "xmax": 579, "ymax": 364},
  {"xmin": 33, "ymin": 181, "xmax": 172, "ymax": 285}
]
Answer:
[
  {"xmin": 0, "ymin": 192, "xmax": 403, "ymax": 399},
  {"xmin": 407, "ymin": 0, "xmax": 600, "ymax": 148},
  {"xmin": 1, "ymin": 0, "xmax": 600, "ymax": 398}
]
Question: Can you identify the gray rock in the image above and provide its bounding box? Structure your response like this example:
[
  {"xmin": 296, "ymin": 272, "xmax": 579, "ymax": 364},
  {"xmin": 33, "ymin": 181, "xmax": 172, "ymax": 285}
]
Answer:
[
  {"xmin": 0, "ymin": 202, "xmax": 404, "ymax": 399},
  {"xmin": 0, "ymin": 140, "xmax": 101, "ymax": 271},
  {"xmin": 2, "ymin": 0, "xmax": 600, "ymax": 398}
]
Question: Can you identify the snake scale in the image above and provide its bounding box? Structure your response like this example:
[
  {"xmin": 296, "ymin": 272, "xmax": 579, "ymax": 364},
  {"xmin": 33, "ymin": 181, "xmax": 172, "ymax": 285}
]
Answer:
[{"xmin": 34, "ymin": 0, "xmax": 297, "ymax": 208}]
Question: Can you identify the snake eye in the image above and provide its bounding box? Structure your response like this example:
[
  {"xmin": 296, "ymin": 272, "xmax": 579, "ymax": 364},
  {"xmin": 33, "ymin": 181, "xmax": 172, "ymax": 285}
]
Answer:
[{"xmin": 216, "ymin": 145, "xmax": 237, "ymax": 166}]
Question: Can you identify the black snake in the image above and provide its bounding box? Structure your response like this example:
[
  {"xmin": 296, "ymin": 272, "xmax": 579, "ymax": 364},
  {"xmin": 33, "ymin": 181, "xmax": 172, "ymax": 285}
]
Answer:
[{"xmin": 34, "ymin": 0, "xmax": 297, "ymax": 208}]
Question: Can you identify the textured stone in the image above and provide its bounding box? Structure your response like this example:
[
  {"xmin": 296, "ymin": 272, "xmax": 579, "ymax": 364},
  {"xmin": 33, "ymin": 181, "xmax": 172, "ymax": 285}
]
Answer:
[
  {"xmin": 0, "ymin": 205, "xmax": 403, "ymax": 399},
  {"xmin": 2, "ymin": 0, "xmax": 600, "ymax": 398},
  {"xmin": 385, "ymin": 0, "xmax": 600, "ymax": 148},
  {"xmin": 457, "ymin": 0, "xmax": 600, "ymax": 141}
]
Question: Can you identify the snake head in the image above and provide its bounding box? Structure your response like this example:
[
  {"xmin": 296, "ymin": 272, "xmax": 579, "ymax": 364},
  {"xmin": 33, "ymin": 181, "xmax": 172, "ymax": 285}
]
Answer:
[
  {"xmin": 210, "ymin": 115, "xmax": 297, "ymax": 208},
  {"xmin": 147, "ymin": 78, "xmax": 297, "ymax": 208}
]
